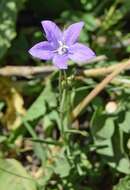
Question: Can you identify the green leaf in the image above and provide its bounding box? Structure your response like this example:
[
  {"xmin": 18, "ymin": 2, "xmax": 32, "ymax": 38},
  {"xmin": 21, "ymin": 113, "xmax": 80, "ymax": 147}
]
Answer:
[
  {"xmin": 113, "ymin": 175, "xmax": 130, "ymax": 190},
  {"xmin": 54, "ymin": 154, "xmax": 71, "ymax": 178},
  {"xmin": 91, "ymin": 109, "xmax": 115, "ymax": 139},
  {"xmin": 91, "ymin": 108, "xmax": 130, "ymax": 174},
  {"xmin": 119, "ymin": 111, "xmax": 130, "ymax": 133},
  {"xmin": 117, "ymin": 158, "xmax": 130, "ymax": 174},
  {"xmin": 91, "ymin": 109, "xmax": 115, "ymax": 156},
  {"xmin": 0, "ymin": 158, "xmax": 37, "ymax": 190},
  {"xmin": 95, "ymin": 139, "xmax": 114, "ymax": 156},
  {"xmin": 42, "ymin": 110, "xmax": 62, "ymax": 134},
  {"xmin": 25, "ymin": 83, "xmax": 56, "ymax": 121},
  {"xmin": 24, "ymin": 91, "xmax": 46, "ymax": 121}
]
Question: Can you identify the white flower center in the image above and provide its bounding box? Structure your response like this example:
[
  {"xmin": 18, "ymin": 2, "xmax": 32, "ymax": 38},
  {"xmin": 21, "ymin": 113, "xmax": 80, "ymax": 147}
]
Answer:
[{"xmin": 57, "ymin": 41, "xmax": 68, "ymax": 55}]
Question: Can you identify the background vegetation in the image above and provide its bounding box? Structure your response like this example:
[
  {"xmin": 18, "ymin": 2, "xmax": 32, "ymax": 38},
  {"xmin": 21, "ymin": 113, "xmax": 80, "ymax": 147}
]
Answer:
[{"xmin": 0, "ymin": 0, "xmax": 130, "ymax": 189}]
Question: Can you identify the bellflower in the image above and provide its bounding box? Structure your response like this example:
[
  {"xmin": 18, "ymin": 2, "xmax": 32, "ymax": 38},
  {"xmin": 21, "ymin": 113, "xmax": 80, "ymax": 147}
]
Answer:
[{"xmin": 29, "ymin": 20, "xmax": 96, "ymax": 69}]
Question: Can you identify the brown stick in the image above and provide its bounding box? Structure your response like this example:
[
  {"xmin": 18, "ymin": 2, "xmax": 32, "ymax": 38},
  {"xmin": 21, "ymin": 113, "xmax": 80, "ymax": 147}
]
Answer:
[
  {"xmin": 0, "ymin": 59, "xmax": 129, "ymax": 78},
  {"xmin": 0, "ymin": 56, "xmax": 106, "ymax": 77},
  {"xmin": 0, "ymin": 64, "xmax": 126, "ymax": 78},
  {"xmin": 0, "ymin": 66, "xmax": 56, "ymax": 77},
  {"xmin": 83, "ymin": 61, "xmax": 130, "ymax": 77},
  {"xmin": 72, "ymin": 59, "xmax": 130, "ymax": 119}
]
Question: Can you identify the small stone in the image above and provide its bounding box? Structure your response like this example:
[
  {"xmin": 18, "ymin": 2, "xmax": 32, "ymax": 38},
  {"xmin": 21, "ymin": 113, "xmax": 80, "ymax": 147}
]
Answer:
[{"xmin": 105, "ymin": 101, "xmax": 117, "ymax": 113}]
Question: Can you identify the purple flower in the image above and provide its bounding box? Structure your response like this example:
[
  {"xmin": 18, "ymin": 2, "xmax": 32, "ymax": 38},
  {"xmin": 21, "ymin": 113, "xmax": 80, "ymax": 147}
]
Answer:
[{"xmin": 29, "ymin": 20, "xmax": 96, "ymax": 69}]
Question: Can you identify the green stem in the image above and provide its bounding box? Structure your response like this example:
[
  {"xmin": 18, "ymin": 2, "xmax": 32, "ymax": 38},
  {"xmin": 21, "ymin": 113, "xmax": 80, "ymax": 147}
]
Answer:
[
  {"xmin": 63, "ymin": 70, "xmax": 67, "ymax": 87},
  {"xmin": 58, "ymin": 70, "xmax": 69, "ymax": 142},
  {"xmin": 59, "ymin": 70, "xmax": 72, "ymax": 146},
  {"xmin": 59, "ymin": 70, "xmax": 62, "ymax": 104},
  {"xmin": 63, "ymin": 70, "xmax": 71, "ymax": 129},
  {"xmin": 59, "ymin": 70, "xmax": 64, "ymax": 138}
]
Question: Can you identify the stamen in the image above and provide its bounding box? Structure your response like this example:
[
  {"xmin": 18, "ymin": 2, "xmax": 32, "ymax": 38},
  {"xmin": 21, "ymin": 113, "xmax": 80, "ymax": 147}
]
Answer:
[{"xmin": 57, "ymin": 41, "xmax": 68, "ymax": 55}]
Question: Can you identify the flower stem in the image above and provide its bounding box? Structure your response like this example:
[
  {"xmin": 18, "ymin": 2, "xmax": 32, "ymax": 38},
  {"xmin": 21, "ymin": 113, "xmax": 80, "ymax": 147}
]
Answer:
[
  {"xmin": 63, "ymin": 70, "xmax": 67, "ymax": 87},
  {"xmin": 63, "ymin": 70, "xmax": 71, "ymax": 129},
  {"xmin": 59, "ymin": 70, "xmax": 62, "ymax": 104},
  {"xmin": 59, "ymin": 70, "xmax": 73, "ymax": 147},
  {"xmin": 59, "ymin": 70, "xmax": 64, "ymax": 139}
]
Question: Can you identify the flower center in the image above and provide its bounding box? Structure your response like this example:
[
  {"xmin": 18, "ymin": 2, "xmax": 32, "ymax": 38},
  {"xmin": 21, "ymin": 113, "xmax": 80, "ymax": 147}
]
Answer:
[{"xmin": 57, "ymin": 41, "xmax": 68, "ymax": 55}]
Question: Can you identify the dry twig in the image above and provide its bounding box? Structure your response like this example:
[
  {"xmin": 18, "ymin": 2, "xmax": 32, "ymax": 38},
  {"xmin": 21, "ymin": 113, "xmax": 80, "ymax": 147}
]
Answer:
[
  {"xmin": 0, "ymin": 57, "xmax": 129, "ymax": 78},
  {"xmin": 0, "ymin": 55, "xmax": 106, "ymax": 77},
  {"xmin": 0, "ymin": 66, "xmax": 56, "ymax": 77},
  {"xmin": 83, "ymin": 61, "xmax": 130, "ymax": 77},
  {"xmin": 72, "ymin": 59, "xmax": 130, "ymax": 119}
]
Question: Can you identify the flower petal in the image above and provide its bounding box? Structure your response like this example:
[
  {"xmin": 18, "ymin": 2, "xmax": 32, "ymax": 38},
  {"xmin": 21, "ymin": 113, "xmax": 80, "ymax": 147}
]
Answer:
[
  {"xmin": 28, "ymin": 41, "xmax": 54, "ymax": 60},
  {"xmin": 41, "ymin": 20, "xmax": 62, "ymax": 47},
  {"xmin": 53, "ymin": 54, "xmax": 68, "ymax": 69},
  {"xmin": 63, "ymin": 22, "xmax": 84, "ymax": 45},
  {"xmin": 69, "ymin": 43, "xmax": 96, "ymax": 63}
]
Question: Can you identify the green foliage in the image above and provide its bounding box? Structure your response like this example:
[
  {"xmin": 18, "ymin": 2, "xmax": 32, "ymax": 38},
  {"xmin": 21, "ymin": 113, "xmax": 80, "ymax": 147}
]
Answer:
[
  {"xmin": 54, "ymin": 152, "xmax": 71, "ymax": 178},
  {"xmin": 91, "ymin": 106, "xmax": 130, "ymax": 174},
  {"xmin": 0, "ymin": 159, "xmax": 37, "ymax": 190},
  {"xmin": 113, "ymin": 175, "xmax": 130, "ymax": 190},
  {"xmin": 1, "ymin": 0, "xmax": 130, "ymax": 189},
  {"xmin": 0, "ymin": 0, "xmax": 26, "ymax": 59},
  {"xmin": 119, "ymin": 111, "xmax": 130, "ymax": 133}
]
